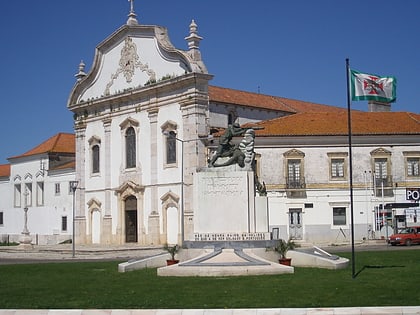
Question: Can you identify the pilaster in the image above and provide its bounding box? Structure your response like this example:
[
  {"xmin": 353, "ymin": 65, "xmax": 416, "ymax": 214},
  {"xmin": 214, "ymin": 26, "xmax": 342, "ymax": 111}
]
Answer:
[{"xmin": 74, "ymin": 123, "xmax": 87, "ymax": 244}]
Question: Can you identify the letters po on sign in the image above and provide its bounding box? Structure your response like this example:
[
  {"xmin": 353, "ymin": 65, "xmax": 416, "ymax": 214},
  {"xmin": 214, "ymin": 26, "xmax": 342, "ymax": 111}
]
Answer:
[{"xmin": 406, "ymin": 188, "xmax": 420, "ymax": 201}]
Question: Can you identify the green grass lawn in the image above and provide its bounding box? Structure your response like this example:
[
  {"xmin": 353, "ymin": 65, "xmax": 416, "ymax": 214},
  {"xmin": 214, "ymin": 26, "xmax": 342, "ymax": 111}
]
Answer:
[{"xmin": 0, "ymin": 249, "xmax": 419, "ymax": 309}]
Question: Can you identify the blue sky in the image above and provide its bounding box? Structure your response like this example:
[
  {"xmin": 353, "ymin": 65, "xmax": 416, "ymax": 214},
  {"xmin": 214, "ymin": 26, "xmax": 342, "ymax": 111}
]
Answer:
[{"xmin": 0, "ymin": 1, "xmax": 419, "ymax": 164}]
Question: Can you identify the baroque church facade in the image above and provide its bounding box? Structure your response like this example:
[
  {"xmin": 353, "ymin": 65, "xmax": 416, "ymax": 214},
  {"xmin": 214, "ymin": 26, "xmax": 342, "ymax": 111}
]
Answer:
[
  {"xmin": 1, "ymin": 5, "xmax": 419, "ymax": 246},
  {"xmin": 68, "ymin": 11, "xmax": 214, "ymax": 245}
]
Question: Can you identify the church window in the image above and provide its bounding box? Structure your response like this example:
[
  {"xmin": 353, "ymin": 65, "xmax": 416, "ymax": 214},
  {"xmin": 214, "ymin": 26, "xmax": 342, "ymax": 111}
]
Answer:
[
  {"xmin": 161, "ymin": 121, "xmax": 178, "ymax": 168},
  {"xmin": 166, "ymin": 131, "xmax": 177, "ymax": 164},
  {"xmin": 88, "ymin": 136, "xmax": 101, "ymax": 175},
  {"xmin": 126, "ymin": 127, "xmax": 136, "ymax": 168},
  {"xmin": 0, "ymin": 212, "xmax": 3, "ymax": 225},
  {"xmin": 92, "ymin": 145, "xmax": 100, "ymax": 173}
]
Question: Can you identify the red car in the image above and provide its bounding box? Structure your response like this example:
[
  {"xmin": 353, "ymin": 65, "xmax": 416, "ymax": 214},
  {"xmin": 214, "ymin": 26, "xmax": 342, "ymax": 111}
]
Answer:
[{"xmin": 388, "ymin": 226, "xmax": 420, "ymax": 246}]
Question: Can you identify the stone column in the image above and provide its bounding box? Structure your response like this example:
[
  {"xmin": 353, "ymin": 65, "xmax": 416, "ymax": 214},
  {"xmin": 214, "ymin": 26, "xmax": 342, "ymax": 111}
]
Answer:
[
  {"xmin": 179, "ymin": 78, "xmax": 210, "ymax": 241},
  {"xmin": 74, "ymin": 123, "xmax": 87, "ymax": 244}
]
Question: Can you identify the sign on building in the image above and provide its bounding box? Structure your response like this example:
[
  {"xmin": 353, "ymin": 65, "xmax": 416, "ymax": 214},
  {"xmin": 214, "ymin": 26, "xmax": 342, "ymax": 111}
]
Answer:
[{"xmin": 406, "ymin": 188, "xmax": 420, "ymax": 201}]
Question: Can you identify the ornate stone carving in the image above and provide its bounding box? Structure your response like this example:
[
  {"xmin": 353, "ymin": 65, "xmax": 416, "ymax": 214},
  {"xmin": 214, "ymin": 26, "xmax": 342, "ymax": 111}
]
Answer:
[{"xmin": 104, "ymin": 37, "xmax": 156, "ymax": 95}]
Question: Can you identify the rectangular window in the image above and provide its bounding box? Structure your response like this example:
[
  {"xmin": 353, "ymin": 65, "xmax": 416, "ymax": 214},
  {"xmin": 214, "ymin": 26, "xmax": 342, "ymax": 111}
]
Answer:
[
  {"xmin": 14, "ymin": 184, "xmax": 21, "ymax": 207},
  {"xmin": 55, "ymin": 183, "xmax": 61, "ymax": 195},
  {"xmin": 407, "ymin": 157, "xmax": 420, "ymax": 177},
  {"xmin": 125, "ymin": 127, "xmax": 136, "ymax": 169},
  {"xmin": 0, "ymin": 212, "xmax": 3, "ymax": 225},
  {"xmin": 166, "ymin": 136, "xmax": 177, "ymax": 164},
  {"xmin": 331, "ymin": 158, "xmax": 345, "ymax": 178},
  {"xmin": 62, "ymin": 216, "xmax": 67, "ymax": 232},
  {"xmin": 374, "ymin": 158, "xmax": 388, "ymax": 179},
  {"xmin": 92, "ymin": 145, "xmax": 100, "ymax": 173},
  {"xmin": 37, "ymin": 181, "xmax": 44, "ymax": 206},
  {"xmin": 373, "ymin": 157, "xmax": 393, "ymax": 197},
  {"xmin": 333, "ymin": 207, "xmax": 346, "ymax": 226},
  {"xmin": 287, "ymin": 159, "xmax": 301, "ymax": 188}
]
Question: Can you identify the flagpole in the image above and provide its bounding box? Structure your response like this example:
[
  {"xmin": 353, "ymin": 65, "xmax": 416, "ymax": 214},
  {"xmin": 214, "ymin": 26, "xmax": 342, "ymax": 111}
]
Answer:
[{"xmin": 346, "ymin": 58, "xmax": 356, "ymax": 279}]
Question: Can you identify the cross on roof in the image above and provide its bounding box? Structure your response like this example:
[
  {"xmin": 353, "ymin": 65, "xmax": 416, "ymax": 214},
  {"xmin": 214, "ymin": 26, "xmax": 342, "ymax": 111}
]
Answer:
[
  {"xmin": 127, "ymin": 0, "xmax": 138, "ymax": 25},
  {"xmin": 128, "ymin": 0, "xmax": 134, "ymax": 13}
]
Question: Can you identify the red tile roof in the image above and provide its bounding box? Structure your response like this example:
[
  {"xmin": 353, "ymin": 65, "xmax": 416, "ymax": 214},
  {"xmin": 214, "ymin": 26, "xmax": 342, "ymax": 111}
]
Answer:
[
  {"xmin": 9, "ymin": 133, "xmax": 75, "ymax": 160},
  {"xmin": 253, "ymin": 112, "xmax": 420, "ymax": 136},
  {"xmin": 209, "ymin": 85, "xmax": 346, "ymax": 113},
  {"xmin": 0, "ymin": 164, "xmax": 10, "ymax": 177}
]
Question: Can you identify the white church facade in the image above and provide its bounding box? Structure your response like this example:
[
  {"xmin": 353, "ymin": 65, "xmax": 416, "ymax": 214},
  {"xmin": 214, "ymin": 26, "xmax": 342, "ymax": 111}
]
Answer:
[{"xmin": 1, "ymin": 5, "xmax": 419, "ymax": 246}]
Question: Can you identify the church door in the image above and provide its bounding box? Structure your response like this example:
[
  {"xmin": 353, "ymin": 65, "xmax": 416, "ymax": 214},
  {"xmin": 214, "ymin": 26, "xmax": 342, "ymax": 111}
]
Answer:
[
  {"xmin": 125, "ymin": 196, "xmax": 138, "ymax": 243},
  {"xmin": 289, "ymin": 208, "xmax": 303, "ymax": 240}
]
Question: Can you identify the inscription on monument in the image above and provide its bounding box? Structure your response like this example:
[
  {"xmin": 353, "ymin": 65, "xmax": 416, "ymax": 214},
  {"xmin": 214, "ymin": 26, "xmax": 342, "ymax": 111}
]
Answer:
[
  {"xmin": 194, "ymin": 232, "xmax": 269, "ymax": 241},
  {"xmin": 202, "ymin": 176, "xmax": 245, "ymax": 196}
]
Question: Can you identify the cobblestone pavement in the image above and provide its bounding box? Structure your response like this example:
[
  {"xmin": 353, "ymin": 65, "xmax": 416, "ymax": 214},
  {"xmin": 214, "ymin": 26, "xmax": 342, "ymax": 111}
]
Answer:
[
  {"xmin": 1, "ymin": 239, "xmax": 417, "ymax": 265},
  {"xmin": 0, "ymin": 243, "xmax": 165, "ymax": 264}
]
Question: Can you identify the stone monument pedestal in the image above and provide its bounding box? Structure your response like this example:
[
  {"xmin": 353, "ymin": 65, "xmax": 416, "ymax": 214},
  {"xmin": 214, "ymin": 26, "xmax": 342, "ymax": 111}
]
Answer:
[
  {"xmin": 18, "ymin": 207, "xmax": 33, "ymax": 250},
  {"xmin": 17, "ymin": 234, "xmax": 33, "ymax": 250},
  {"xmin": 191, "ymin": 167, "xmax": 269, "ymax": 244}
]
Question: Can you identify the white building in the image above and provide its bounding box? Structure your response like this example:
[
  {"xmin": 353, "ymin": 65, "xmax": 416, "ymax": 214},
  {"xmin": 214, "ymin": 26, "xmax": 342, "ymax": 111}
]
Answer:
[
  {"xmin": 0, "ymin": 133, "xmax": 76, "ymax": 245},
  {"xmin": 1, "ymin": 6, "xmax": 419, "ymax": 246},
  {"xmin": 251, "ymin": 111, "xmax": 420, "ymax": 243}
]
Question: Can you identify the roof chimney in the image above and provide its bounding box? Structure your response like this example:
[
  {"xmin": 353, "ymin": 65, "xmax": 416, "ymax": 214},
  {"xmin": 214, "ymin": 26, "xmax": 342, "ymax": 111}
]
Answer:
[{"xmin": 368, "ymin": 100, "xmax": 391, "ymax": 112}]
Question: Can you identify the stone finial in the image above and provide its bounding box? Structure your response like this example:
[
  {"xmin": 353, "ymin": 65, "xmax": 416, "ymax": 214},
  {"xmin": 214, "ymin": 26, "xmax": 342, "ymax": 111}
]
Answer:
[
  {"xmin": 75, "ymin": 60, "xmax": 86, "ymax": 81},
  {"xmin": 185, "ymin": 19, "xmax": 203, "ymax": 51},
  {"xmin": 127, "ymin": 0, "xmax": 139, "ymax": 25}
]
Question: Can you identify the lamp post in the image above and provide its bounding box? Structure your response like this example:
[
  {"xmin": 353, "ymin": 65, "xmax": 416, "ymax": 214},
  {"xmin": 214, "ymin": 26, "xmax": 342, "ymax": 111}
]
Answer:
[
  {"xmin": 70, "ymin": 180, "xmax": 79, "ymax": 258},
  {"xmin": 163, "ymin": 131, "xmax": 212, "ymax": 246}
]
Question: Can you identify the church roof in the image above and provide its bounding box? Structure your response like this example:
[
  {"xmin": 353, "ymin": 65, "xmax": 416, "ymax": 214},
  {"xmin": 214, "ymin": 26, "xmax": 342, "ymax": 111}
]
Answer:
[
  {"xmin": 208, "ymin": 85, "xmax": 346, "ymax": 113},
  {"xmin": 8, "ymin": 133, "xmax": 75, "ymax": 160},
  {"xmin": 252, "ymin": 111, "xmax": 420, "ymax": 136}
]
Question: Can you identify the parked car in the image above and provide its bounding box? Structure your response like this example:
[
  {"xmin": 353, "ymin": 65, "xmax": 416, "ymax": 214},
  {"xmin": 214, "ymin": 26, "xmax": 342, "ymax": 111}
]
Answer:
[{"xmin": 388, "ymin": 226, "xmax": 420, "ymax": 246}]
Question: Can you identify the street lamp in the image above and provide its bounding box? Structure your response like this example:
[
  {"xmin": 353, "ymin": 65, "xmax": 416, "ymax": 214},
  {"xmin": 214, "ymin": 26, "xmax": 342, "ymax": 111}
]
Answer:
[
  {"xmin": 163, "ymin": 131, "xmax": 212, "ymax": 245},
  {"xmin": 70, "ymin": 180, "xmax": 79, "ymax": 258}
]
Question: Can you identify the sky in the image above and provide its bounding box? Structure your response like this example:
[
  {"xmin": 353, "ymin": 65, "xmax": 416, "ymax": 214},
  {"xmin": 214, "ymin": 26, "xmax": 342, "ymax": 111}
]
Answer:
[{"xmin": 0, "ymin": 0, "xmax": 419, "ymax": 164}]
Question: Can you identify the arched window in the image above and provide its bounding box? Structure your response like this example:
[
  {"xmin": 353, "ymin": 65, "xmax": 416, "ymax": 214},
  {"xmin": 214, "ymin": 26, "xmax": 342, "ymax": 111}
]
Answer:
[
  {"xmin": 92, "ymin": 145, "xmax": 100, "ymax": 173},
  {"xmin": 126, "ymin": 127, "xmax": 136, "ymax": 168}
]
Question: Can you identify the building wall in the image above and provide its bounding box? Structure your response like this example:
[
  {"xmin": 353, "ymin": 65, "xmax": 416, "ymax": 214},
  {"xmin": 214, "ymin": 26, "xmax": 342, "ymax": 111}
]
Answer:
[
  {"xmin": 258, "ymin": 141, "xmax": 420, "ymax": 244},
  {"xmin": 0, "ymin": 157, "xmax": 75, "ymax": 245}
]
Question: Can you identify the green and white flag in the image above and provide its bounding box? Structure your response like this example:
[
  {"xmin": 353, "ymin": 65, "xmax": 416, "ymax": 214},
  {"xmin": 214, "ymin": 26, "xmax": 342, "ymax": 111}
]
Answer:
[{"xmin": 350, "ymin": 69, "xmax": 397, "ymax": 103}]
